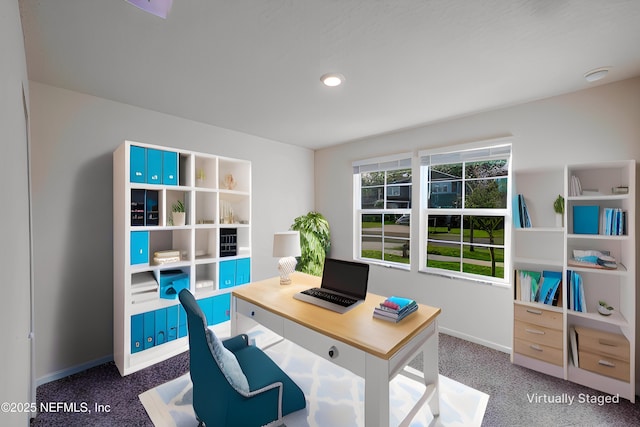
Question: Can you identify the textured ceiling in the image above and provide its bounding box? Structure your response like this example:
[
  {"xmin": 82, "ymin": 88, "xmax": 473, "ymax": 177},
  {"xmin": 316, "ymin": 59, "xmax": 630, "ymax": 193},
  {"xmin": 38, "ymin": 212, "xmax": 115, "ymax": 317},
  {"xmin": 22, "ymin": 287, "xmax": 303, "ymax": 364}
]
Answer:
[{"xmin": 19, "ymin": 0, "xmax": 640, "ymax": 149}]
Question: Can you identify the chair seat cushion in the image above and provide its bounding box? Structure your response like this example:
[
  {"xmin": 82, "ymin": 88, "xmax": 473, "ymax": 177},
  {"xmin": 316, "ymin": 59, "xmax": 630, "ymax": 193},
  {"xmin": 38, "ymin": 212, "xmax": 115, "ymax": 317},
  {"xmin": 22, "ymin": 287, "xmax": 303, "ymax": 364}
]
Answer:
[{"xmin": 234, "ymin": 345, "xmax": 307, "ymax": 416}]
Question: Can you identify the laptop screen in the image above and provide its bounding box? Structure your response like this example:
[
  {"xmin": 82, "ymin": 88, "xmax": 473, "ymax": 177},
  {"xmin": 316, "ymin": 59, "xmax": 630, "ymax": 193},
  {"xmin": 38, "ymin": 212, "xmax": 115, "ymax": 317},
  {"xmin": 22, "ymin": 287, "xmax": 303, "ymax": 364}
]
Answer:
[{"xmin": 321, "ymin": 258, "xmax": 370, "ymax": 299}]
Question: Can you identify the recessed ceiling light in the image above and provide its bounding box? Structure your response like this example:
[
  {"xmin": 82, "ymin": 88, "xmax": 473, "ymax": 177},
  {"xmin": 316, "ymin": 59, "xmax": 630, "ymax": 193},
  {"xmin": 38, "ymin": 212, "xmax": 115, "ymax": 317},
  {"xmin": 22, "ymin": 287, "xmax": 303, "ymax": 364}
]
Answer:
[
  {"xmin": 320, "ymin": 73, "xmax": 345, "ymax": 87},
  {"xmin": 584, "ymin": 67, "xmax": 610, "ymax": 83}
]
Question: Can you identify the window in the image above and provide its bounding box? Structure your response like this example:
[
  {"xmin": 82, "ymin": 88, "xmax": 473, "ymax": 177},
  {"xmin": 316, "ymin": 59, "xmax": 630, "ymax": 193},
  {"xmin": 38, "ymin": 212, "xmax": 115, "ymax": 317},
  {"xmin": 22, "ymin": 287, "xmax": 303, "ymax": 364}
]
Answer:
[
  {"xmin": 420, "ymin": 141, "xmax": 512, "ymax": 284},
  {"xmin": 353, "ymin": 154, "xmax": 412, "ymax": 268}
]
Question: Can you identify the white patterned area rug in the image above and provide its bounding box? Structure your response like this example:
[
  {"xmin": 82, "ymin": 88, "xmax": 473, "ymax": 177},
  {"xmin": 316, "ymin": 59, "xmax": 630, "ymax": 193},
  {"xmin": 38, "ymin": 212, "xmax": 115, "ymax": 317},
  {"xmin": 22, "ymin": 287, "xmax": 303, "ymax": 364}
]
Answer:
[{"xmin": 140, "ymin": 334, "xmax": 488, "ymax": 427}]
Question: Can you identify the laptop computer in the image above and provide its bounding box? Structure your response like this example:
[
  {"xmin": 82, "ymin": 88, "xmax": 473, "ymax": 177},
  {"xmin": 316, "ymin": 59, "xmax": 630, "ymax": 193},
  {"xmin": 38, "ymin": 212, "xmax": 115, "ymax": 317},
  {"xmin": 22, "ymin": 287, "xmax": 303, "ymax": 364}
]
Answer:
[{"xmin": 293, "ymin": 258, "xmax": 369, "ymax": 314}]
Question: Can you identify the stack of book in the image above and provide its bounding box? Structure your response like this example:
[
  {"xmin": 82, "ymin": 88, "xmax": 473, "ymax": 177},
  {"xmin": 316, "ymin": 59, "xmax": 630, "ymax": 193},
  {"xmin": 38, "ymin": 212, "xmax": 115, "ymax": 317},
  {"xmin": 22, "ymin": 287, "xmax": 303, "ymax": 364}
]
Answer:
[
  {"xmin": 373, "ymin": 296, "xmax": 418, "ymax": 323},
  {"xmin": 153, "ymin": 250, "xmax": 181, "ymax": 264}
]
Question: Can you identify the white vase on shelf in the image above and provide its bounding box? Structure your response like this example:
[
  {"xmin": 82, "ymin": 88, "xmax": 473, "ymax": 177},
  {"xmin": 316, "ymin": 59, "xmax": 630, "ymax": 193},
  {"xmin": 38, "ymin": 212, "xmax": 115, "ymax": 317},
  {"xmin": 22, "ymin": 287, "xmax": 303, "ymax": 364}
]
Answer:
[{"xmin": 555, "ymin": 213, "xmax": 563, "ymax": 228}]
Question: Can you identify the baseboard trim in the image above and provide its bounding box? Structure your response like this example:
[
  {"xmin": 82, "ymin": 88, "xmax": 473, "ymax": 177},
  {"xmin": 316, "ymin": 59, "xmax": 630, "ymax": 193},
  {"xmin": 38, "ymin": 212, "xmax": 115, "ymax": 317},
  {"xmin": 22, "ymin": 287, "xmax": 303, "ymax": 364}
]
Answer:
[
  {"xmin": 36, "ymin": 355, "xmax": 113, "ymax": 387},
  {"xmin": 439, "ymin": 326, "xmax": 512, "ymax": 354}
]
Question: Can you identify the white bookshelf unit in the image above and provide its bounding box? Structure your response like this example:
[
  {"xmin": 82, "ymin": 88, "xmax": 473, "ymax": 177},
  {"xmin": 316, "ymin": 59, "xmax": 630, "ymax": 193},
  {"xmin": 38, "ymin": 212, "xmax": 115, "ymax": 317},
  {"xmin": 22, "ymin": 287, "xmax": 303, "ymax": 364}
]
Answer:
[
  {"xmin": 512, "ymin": 161, "xmax": 636, "ymax": 402},
  {"xmin": 114, "ymin": 140, "xmax": 252, "ymax": 375}
]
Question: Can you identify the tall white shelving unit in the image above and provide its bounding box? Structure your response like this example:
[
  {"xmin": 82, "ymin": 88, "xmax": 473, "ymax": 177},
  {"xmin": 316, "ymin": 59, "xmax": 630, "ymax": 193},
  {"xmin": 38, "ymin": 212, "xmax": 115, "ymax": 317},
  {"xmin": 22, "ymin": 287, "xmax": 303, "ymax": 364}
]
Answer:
[
  {"xmin": 512, "ymin": 161, "xmax": 636, "ymax": 402},
  {"xmin": 114, "ymin": 140, "xmax": 252, "ymax": 375}
]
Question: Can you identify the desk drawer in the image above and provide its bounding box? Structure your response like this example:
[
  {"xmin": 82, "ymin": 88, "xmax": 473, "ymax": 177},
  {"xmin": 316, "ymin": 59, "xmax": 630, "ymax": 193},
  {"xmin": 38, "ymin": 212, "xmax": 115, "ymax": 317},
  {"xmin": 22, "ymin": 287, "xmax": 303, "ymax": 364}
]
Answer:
[
  {"xmin": 514, "ymin": 304, "xmax": 562, "ymax": 330},
  {"xmin": 283, "ymin": 319, "xmax": 366, "ymax": 377},
  {"xmin": 575, "ymin": 327, "xmax": 629, "ymax": 362},
  {"xmin": 578, "ymin": 351, "xmax": 630, "ymax": 382},
  {"xmin": 235, "ymin": 299, "xmax": 283, "ymax": 336},
  {"xmin": 514, "ymin": 337, "xmax": 563, "ymax": 366},
  {"xmin": 514, "ymin": 320, "xmax": 563, "ymax": 349}
]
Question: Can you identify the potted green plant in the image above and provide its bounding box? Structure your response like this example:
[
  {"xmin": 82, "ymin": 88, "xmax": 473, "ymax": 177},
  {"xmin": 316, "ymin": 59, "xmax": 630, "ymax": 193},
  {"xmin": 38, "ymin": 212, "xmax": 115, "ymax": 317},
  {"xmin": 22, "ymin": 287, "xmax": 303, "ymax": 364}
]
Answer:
[
  {"xmin": 172, "ymin": 200, "xmax": 186, "ymax": 226},
  {"xmin": 290, "ymin": 212, "xmax": 331, "ymax": 276},
  {"xmin": 553, "ymin": 195, "xmax": 564, "ymax": 227}
]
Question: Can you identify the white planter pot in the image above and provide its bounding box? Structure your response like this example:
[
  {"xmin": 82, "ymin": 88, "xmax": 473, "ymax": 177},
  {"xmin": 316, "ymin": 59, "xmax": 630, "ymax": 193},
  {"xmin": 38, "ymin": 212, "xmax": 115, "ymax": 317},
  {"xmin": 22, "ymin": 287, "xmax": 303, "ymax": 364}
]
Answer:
[
  {"xmin": 173, "ymin": 212, "xmax": 186, "ymax": 226},
  {"xmin": 555, "ymin": 213, "xmax": 563, "ymax": 228}
]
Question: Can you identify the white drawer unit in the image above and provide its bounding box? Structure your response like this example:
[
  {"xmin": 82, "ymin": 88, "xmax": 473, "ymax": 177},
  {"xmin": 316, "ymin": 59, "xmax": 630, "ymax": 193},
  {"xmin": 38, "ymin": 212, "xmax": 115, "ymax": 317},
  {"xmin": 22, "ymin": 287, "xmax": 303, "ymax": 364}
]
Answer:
[
  {"xmin": 235, "ymin": 298, "xmax": 284, "ymax": 337},
  {"xmin": 283, "ymin": 318, "xmax": 366, "ymax": 377}
]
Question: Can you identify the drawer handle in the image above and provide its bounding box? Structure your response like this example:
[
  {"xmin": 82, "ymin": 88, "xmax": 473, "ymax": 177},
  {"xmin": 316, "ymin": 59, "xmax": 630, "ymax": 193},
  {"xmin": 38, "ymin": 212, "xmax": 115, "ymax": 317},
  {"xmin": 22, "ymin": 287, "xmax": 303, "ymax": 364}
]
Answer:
[
  {"xmin": 529, "ymin": 344, "xmax": 542, "ymax": 352},
  {"xmin": 526, "ymin": 309, "xmax": 543, "ymax": 315},
  {"xmin": 598, "ymin": 359, "xmax": 616, "ymax": 368},
  {"xmin": 598, "ymin": 339, "xmax": 618, "ymax": 347},
  {"xmin": 328, "ymin": 346, "xmax": 339, "ymax": 359},
  {"xmin": 250, "ymin": 311, "xmax": 255, "ymax": 317},
  {"xmin": 525, "ymin": 328, "xmax": 545, "ymax": 335}
]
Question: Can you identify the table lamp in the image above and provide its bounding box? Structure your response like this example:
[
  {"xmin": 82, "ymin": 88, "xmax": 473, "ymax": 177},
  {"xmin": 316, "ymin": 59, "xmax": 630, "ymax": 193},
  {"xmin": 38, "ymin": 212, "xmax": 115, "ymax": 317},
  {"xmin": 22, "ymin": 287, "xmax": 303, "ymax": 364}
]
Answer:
[{"xmin": 272, "ymin": 231, "xmax": 301, "ymax": 285}]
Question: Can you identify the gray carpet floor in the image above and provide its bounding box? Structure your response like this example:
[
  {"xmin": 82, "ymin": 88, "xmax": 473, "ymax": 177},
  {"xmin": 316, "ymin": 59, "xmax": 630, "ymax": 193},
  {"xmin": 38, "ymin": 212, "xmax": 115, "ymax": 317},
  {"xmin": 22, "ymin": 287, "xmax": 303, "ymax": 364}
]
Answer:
[{"xmin": 31, "ymin": 333, "xmax": 639, "ymax": 426}]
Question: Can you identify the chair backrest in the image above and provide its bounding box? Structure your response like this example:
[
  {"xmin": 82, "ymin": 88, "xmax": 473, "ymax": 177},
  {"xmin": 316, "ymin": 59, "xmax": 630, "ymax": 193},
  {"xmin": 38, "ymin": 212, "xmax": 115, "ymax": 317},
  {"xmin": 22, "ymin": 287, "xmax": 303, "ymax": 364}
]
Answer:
[{"xmin": 178, "ymin": 289, "xmax": 240, "ymax": 424}]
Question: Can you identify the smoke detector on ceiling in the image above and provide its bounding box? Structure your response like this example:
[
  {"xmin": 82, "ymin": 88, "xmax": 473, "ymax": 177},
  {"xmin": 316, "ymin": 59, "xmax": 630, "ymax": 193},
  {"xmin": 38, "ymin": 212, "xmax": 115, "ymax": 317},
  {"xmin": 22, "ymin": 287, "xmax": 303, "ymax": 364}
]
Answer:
[{"xmin": 125, "ymin": 0, "xmax": 173, "ymax": 19}]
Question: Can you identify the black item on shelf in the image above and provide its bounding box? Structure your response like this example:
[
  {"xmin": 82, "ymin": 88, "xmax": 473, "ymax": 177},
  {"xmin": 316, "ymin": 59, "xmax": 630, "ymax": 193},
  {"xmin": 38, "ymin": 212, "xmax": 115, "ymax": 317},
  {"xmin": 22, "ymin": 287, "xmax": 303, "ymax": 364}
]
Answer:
[
  {"xmin": 146, "ymin": 190, "xmax": 159, "ymax": 226},
  {"xmin": 220, "ymin": 228, "xmax": 237, "ymax": 257},
  {"xmin": 131, "ymin": 189, "xmax": 146, "ymax": 226}
]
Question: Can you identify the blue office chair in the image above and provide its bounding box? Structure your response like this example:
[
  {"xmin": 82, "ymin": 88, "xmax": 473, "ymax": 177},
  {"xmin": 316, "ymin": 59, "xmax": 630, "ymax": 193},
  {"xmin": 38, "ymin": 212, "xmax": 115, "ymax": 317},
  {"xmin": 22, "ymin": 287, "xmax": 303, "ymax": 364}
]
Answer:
[{"xmin": 179, "ymin": 289, "xmax": 306, "ymax": 427}]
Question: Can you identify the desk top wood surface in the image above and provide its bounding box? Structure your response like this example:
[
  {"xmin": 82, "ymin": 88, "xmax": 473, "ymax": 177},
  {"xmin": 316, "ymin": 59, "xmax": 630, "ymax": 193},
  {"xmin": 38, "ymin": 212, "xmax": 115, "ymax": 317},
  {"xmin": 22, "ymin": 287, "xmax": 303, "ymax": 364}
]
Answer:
[{"xmin": 232, "ymin": 272, "xmax": 441, "ymax": 360}]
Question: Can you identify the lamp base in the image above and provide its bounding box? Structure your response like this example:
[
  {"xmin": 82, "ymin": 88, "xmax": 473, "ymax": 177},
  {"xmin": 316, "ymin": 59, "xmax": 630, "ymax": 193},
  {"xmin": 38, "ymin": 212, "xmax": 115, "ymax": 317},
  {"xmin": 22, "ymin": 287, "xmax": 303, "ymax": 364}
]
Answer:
[{"xmin": 278, "ymin": 256, "xmax": 297, "ymax": 285}]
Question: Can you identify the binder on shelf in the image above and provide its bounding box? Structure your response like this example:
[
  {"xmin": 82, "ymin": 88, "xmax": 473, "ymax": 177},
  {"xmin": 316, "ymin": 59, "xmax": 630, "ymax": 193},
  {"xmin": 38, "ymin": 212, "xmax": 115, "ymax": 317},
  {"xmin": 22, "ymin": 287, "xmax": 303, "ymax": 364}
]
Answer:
[
  {"xmin": 602, "ymin": 208, "xmax": 626, "ymax": 236},
  {"xmin": 572, "ymin": 205, "xmax": 599, "ymax": 234},
  {"xmin": 515, "ymin": 269, "xmax": 562, "ymax": 306},
  {"xmin": 570, "ymin": 175, "xmax": 583, "ymax": 196},
  {"xmin": 513, "ymin": 194, "xmax": 532, "ymax": 228}
]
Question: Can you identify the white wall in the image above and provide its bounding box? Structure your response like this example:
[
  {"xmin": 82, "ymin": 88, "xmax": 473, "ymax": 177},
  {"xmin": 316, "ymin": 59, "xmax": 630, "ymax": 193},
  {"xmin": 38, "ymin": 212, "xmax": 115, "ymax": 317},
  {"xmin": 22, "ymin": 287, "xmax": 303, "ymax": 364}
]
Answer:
[
  {"xmin": 28, "ymin": 82, "xmax": 315, "ymax": 383},
  {"xmin": 0, "ymin": 1, "xmax": 34, "ymax": 425},
  {"xmin": 315, "ymin": 77, "xmax": 640, "ymax": 351}
]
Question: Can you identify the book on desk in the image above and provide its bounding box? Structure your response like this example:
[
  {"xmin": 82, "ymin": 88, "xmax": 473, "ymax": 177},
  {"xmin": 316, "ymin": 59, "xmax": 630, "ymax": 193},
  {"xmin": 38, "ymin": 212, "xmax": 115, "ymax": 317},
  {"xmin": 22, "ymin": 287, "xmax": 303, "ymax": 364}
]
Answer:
[{"xmin": 373, "ymin": 296, "xmax": 418, "ymax": 323}]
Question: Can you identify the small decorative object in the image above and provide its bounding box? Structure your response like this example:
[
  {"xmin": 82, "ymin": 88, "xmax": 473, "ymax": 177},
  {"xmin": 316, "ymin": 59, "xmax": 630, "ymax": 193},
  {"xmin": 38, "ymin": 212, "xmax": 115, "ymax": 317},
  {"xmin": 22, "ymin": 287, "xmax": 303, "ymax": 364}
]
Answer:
[
  {"xmin": 272, "ymin": 231, "xmax": 301, "ymax": 285},
  {"xmin": 172, "ymin": 200, "xmax": 186, "ymax": 226},
  {"xmin": 223, "ymin": 174, "xmax": 236, "ymax": 190},
  {"xmin": 196, "ymin": 168, "xmax": 206, "ymax": 183},
  {"xmin": 598, "ymin": 300, "xmax": 614, "ymax": 316},
  {"xmin": 553, "ymin": 194, "xmax": 564, "ymax": 227}
]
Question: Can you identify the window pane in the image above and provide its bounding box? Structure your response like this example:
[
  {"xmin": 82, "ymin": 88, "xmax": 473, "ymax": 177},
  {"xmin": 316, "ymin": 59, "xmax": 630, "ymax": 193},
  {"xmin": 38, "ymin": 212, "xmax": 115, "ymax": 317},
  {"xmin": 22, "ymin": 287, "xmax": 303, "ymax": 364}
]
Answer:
[
  {"xmin": 462, "ymin": 244, "xmax": 504, "ymax": 279},
  {"xmin": 386, "ymin": 214, "xmax": 410, "ymax": 237},
  {"xmin": 426, "ymin": 241, "xmax": 460, "ymax": 271},
  {"xmin": 427, "ymin": 215, "xmax": 461, "ymax": 238},
  {"xmin": 361, "ymin": 213, "xmax": 382, "ymax": 260},
  {"xmin": 430, "ymin": 164, "xmax": 462, "ymax": 180},
  {"xmin": 428, "ymin": 180, "xmax": 462, "ymax": 208},
  {"xmin": 387, "ymin": 168, "xmax": 412, "ymax": 184},
  {"xmin": 465, "ymin": 160, "xmax": 508, "ymax": 179},
  {"xmin": 386, "ymin": 184, "xmax": 412, "ymax": 208},
  {"xmin": 384, "ymin": 238, "xmax": 410, "ymax": 264},
  {"xmin": 465, "ymin": 177, "xmax": 507, "ymax": 209},
  {"xmin": 361, "ymin": 171, "xmax": 384, "ymax": 186},
  {"xmin": 361, "ymin": 187, "xmax": 383, "ymax": 209},
  {"xmin": 361, "ymin": 237, "xmax": 383, "ymax": 260},
  {"xmin": 462, "ymin": 216, "xmax": 505, "ymax": 245}
]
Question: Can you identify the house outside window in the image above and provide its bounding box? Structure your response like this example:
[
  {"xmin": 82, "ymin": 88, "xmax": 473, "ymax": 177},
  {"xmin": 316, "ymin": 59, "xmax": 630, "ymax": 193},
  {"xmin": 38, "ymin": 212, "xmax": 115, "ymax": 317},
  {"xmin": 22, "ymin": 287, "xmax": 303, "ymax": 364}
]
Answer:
[
  {"xmin": 419, "ymin": 140, "xmax": 512, "ymax": 285},
  {"xmin": 353, "ymin": 153, "xmax": 413, "ymax": 268}
]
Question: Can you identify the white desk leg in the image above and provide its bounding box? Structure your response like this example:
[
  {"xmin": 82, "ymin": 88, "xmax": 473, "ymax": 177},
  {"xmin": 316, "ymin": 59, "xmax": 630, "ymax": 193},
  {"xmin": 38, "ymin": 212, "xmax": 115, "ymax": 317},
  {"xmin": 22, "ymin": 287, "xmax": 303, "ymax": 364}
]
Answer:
[
  {"xmin": 365, "ymin": 354, "xmax": 389, "ymax": 427},
  {"xmin": 423, "ymin": 321, "xmax": 440, "ymax": 417},
  {"xmin": 229, "ymin": 294, "xmax": 238, "ymax": 336}
]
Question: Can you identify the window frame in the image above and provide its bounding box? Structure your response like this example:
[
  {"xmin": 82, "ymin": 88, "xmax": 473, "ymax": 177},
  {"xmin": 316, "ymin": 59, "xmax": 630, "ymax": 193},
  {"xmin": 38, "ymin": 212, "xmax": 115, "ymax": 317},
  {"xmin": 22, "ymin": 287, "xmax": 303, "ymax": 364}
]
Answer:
[
  {"xmin": 353, "ymin": 153, "xmax": 413, "ymax": 270},
  {"xmin": 419, "ymin": 139, "xmax": 513, "ymax": 286}
]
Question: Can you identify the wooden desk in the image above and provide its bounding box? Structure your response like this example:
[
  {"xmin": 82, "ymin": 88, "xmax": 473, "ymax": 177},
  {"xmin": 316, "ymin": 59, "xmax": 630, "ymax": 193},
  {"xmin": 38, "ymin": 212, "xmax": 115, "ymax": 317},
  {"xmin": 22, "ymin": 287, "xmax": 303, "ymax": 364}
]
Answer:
[{"xmin": 231, "ymin": 272, "xmax": 441, "ymax": 426}]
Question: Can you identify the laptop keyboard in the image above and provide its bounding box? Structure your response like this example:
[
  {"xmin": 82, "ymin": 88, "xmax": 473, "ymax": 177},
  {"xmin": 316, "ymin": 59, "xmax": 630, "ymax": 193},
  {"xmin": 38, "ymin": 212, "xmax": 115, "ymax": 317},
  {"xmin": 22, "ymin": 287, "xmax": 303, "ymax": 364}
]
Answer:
[{"xmin": 301, "ymin": 288, "xmax": 358, "ymax": 307}]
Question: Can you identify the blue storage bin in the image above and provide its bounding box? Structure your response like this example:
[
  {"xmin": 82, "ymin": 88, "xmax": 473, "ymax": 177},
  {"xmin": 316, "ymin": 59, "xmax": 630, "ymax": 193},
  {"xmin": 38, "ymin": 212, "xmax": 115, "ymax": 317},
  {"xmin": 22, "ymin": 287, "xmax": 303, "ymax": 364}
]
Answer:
[
  {"xmin": 160, "ymin": 269, "xmax": 189, "ymax": 299},
  {"xmin": 163, "ymin": 151, "xmax": 178, "ymax": 185},
  {"xmin": 146, "ymin": 148, "xmax": 163, "ymax": 184},
  {"xmin": 130, "ymin": 145, "xmax": 146, "ymax": 183}
]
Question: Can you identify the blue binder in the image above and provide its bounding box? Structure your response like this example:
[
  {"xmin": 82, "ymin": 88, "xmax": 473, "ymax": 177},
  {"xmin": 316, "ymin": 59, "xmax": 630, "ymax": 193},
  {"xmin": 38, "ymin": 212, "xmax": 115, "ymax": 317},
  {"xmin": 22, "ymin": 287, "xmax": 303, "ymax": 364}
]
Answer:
[{"xmin": 573, "ymin": 205, "xmax": 599, "ymax": 234}]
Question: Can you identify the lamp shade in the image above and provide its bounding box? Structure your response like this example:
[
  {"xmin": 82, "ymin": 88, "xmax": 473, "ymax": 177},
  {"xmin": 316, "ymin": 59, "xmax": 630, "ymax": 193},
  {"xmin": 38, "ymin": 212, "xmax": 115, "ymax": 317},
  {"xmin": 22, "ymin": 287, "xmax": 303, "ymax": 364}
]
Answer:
[{"xmin": 272, "ymin": 231, "xmax": 301, "ymax": 258}]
